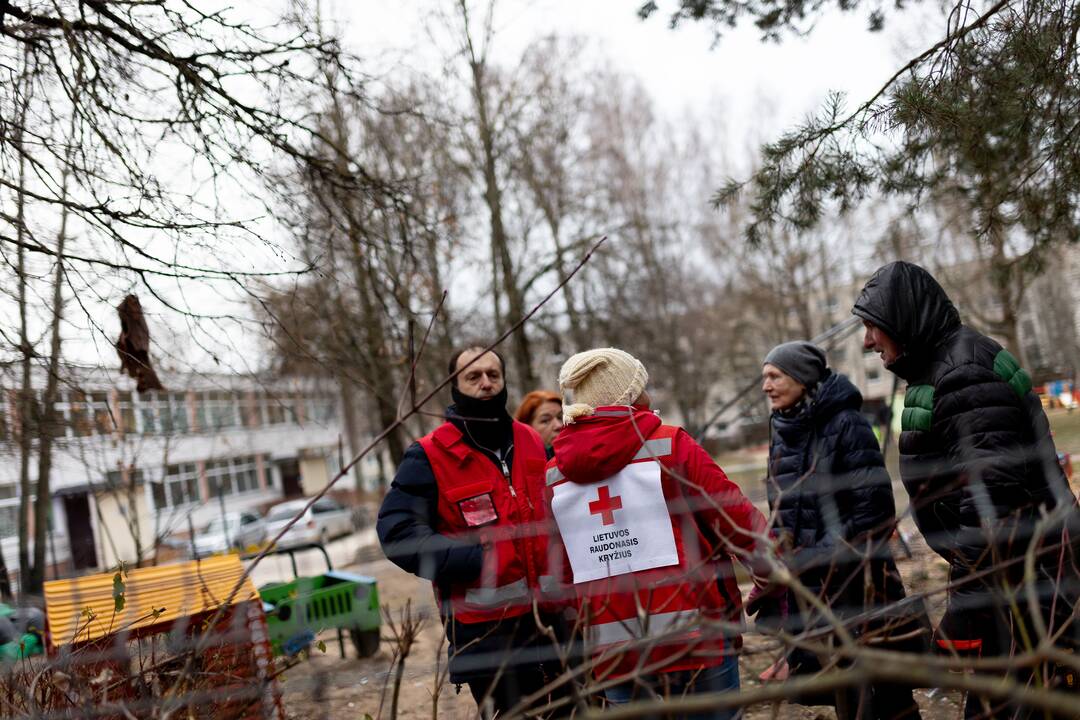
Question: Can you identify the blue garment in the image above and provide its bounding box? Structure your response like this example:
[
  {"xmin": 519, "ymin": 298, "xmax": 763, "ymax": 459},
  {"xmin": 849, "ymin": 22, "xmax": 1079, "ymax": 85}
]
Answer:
[
  {"xmin": 603, "ymin": 651, "xmax": 741, "ymax": 720},
  {"xmin": 767, "ymin": 371, "xmax": 899, "ymax": 585}
]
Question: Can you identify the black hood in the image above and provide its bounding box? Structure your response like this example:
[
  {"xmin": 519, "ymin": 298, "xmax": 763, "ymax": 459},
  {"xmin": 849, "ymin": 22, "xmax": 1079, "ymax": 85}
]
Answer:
[
  {"xmin": 852, "ymin": 261, "xmax": 961, "ymax": 380},
  {"xmin": 771, "ymin": 372, "xmax": 862, "ymax": 440},
  {"xmin": 810, "ymin": 372, "xmax": 863, "ymax": 423}
]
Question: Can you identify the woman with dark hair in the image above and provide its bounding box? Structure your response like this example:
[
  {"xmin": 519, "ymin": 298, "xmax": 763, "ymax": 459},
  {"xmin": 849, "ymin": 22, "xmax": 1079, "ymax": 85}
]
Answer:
[
  {"xmin": 514, "ymin": 390, "xmax": 563, "ymax": 457},
  {"xmin": 752, "ymin": 341, "xmax": 927, "ymax": 720}
]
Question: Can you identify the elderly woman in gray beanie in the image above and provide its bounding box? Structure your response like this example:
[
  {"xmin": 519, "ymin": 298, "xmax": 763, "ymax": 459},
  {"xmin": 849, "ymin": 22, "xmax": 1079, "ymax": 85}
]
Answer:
[{"xmin": 754, "ymin": 342, "xmax": 927, "ymax": 720}]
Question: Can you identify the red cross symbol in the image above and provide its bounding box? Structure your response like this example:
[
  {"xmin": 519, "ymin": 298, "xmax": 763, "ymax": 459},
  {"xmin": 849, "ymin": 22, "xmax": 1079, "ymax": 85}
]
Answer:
[{"xmin": 588, "ymin": 485, "xmax": 623, "ymax": 526}]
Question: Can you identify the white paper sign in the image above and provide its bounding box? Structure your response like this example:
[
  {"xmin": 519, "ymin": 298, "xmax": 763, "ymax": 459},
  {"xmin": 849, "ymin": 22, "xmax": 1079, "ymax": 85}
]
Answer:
[{"xmin": 550, "ymin": 462, "xmax": 679, "ymax": 583}]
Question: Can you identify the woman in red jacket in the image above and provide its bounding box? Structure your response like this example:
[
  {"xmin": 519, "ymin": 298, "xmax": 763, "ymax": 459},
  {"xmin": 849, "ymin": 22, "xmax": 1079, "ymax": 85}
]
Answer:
[{"xmin": 545, "ymin": 348, "xmax": 770, "ymax": 720}]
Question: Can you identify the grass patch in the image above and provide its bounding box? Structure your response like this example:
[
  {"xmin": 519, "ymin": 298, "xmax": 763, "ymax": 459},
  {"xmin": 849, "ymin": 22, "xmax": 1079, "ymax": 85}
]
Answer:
[{"xmin": 1049, "ymin": 408, "xmax": 1080, "ymax": 454}]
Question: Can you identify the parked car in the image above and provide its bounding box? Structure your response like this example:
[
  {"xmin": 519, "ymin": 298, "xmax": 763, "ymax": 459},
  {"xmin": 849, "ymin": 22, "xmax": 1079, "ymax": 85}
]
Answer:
[
  {"xmin": 264, "ymin": 497, "xmax": 353, "ymax": 549},
  {"xmin": 191, "ymin": 511, "xmax": 267, "ymax": 558}
]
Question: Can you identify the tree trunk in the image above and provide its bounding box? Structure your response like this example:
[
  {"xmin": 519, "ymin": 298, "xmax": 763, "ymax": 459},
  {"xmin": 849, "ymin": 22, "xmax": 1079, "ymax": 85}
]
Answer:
[
  {"xmin": 347, "ymin": 231, "xmax": 408, "ymax": 467},
  {"xmin": 421, "ymin": 226, "xmax": 455, "ymax": 414},
  {"xmin": 324, "ymin": 103, "xmax": 408, "ymax": 469},
  {"xmin": 28, "ymin": 127, "xmax": 76, "ymax": 590},
  {"xmin": 988, "ymin": 231, "xmax": 1027, "ymax": 367},
  {"xmin": 467, "ymin": 58, "xmax": 537, "ymax": 389},
  {"xmin": 339, "ymin": 379, "xmax": 366, "ymax": 491},
  {"xmin": 517, "ymin": 143, "xmax": 589, "ymax": 350},
  {"xmin": 126, "ymin": 470, "xmax": 145, "ymax": 568},
  {"xmin": 13, "ymin": 65, "xmax": 34, "ymax": 593},
  {"xmin": 30, "ymin": 214, "xmax": 68, "ymax": 592},
  {"xmin": 538, "ymin": 192, "xmax": 589, "ymax": 349}
]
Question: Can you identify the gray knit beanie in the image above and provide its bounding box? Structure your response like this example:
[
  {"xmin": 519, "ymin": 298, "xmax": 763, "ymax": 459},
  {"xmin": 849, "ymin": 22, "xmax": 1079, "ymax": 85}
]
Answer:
[{"xmin": 763, "ymin": 341, "xmax": 828, "ymax": 389}]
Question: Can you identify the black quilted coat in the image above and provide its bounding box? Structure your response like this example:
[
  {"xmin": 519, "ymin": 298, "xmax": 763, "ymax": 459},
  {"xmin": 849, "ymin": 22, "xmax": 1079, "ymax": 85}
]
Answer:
[
  {"xmin": 766, "ymin": 371, "xmax": 926, "ymax": 713},
  {"xmin": 853, "ymin": 261, "xmax": 1078, "ymax": 655},
  {"xmin": 768, "ymin": 371, "xmax": 906, "ymax": 604}
]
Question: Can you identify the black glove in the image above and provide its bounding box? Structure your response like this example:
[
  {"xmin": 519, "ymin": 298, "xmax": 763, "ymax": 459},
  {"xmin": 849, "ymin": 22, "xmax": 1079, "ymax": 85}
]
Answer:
[{"xmin": 745, "ymin": 584, "xmax": 789, "ymax": 628}]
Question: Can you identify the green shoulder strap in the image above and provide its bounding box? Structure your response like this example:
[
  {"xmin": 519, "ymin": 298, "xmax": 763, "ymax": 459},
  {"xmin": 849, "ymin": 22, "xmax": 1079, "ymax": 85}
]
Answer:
[
  {"xmin": 993, "ymin": 349, "xmax": 1033, "ymax": 398},
  {"xmin": 901, "ymin": 384, "xmax": 934, "ymax": 432}
]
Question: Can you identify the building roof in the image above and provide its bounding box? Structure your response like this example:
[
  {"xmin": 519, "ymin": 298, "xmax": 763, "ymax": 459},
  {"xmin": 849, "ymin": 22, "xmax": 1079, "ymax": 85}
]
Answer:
[
  {"xmin": 44, "ymin": 555, "xmax": 259, "ymax": 647},
  {"xmin": 0, "ymin": 362, "xmax": 339, "ymax": 394}
]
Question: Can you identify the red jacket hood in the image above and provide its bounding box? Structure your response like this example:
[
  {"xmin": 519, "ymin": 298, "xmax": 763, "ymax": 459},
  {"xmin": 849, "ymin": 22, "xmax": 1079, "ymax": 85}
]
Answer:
[{"xmin": 552, "ymin": 406, "xmax": 663, "ymax": 484}]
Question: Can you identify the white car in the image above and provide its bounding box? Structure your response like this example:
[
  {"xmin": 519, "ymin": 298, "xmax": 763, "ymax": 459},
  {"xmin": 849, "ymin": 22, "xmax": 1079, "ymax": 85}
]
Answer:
[
  {"xmin": 264, "ymin": 497, "xmax": 353, "ymax": 549},
  {"xmin": 191, "ymin": 511, "xmax": 267, "ymax": 558}
]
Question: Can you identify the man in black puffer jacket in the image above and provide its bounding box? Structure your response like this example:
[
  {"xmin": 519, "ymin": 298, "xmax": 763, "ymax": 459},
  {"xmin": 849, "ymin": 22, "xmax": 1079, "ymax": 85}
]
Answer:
[
  {"xmin": 758, "ymin": 341, "xmax": 926, "ymax": 720},
  {"xmin": 853, "ymin": 261, "xmax": 1079, "ymax": 718}
]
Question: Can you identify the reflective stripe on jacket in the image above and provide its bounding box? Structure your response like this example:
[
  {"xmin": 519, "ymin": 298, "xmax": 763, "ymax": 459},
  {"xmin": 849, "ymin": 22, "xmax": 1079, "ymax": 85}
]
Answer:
[
  {"xmin": 547, "ymin": 416, "xmax": 761, "ymax": 677},
  {"xmin": 420, "ymin": 420, "xmax": 550, "ymax": 624}
]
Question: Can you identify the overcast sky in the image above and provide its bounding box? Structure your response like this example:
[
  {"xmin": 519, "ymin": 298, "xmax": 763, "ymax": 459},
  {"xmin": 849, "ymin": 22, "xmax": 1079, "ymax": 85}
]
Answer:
[
  {"xmin": 332, "ymin": 0, "xmax": 939, "ymax": 161},
  {"xmin": 54, "ymin": 1, "xmax": 945, "ymax": 374}
]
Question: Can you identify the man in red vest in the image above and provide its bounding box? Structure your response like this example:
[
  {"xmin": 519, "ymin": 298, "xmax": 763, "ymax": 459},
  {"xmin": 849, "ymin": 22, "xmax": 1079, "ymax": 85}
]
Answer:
[
  {"xmin": 377, "ymin": 345, "xmax": 568, "ymax": 718},
  {"xmin": 546, "ymin": 347, "xmax": 770, "ymax": 718}
]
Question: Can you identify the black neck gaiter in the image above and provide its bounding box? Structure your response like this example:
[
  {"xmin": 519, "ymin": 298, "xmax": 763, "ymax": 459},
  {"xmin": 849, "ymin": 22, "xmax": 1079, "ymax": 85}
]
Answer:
[{"xmin": 449, "ymin": 386, "xmax": 513, "ymax": 453}]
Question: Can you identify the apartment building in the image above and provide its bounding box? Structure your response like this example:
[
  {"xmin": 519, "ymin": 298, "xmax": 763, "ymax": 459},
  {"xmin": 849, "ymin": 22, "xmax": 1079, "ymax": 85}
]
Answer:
[{"xmin": 0, "ymin": 368, "xmax": 368, "ymax": 580}]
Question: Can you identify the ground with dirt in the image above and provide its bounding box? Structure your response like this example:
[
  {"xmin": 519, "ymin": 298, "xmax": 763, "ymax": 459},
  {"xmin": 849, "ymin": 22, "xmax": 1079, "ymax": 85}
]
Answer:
[
  {"xmin": 278, "ymin": 533, "xmax": 969, "ymax": 720},
  {"xmin": 276, "ymin": 407, "xmax": 1080, "ymax": 719},
  {"xmin": 274, "ymin": 408, "xmax": 1080, "ymax": 716}
]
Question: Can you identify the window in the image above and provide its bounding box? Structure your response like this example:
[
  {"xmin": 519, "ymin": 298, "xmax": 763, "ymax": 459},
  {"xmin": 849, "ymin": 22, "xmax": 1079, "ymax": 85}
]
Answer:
[
  {"xmin": 68, "ymin": 391, "xmax": 94, "ymax": 437},
  {"xmin": 242, "ymin": 393, "xmax": 261, "ymax": 429},
  {"xmin": 136, "ymin": 392, "xmax": 190, "ymax": 436},
  {"xmin": 306, "ymin": 396, "xmax": 336, "ymax": 425},
  {"xmin": 313, "ymin": 498, "xmax": 342, "ymax": 514},
  {"xmin": 0, "ymin": 504, "xmax": 18, "ymax": 539},
  {"xmin": 263, "ymin": 393, "xmax": 295, "ymax": 425},
  {"xmin": 201, "ymin": 391, "xmax": 239, "ymax": 431},
  {"xmin": 152, "ymin": 463, "xmax": 200, "ymax": 509},
  {"xmin": 159, "ymin": 392, "xmax": 189, "ymax": 435},
  {"xmin": 264, "ymin": 393, "xmax": 284, "ymax": 424},
  {"xmin": 105, "ymin": 468, "xmax": 145, "ymax": 489},
  {"xmin": 91, "ymin": 392, "xmax": 114, "ymax": 435},
  {"xmin": 205, "ymin": 456, "xmax": 260, "ymax": 499},
  {"xmin": 267, "ymin": 503, "xmax": 306, "ymax": 523},
  {"xmin": 137, "ymin": 391, "xmax": 160, "ymax": 435},
  {"xmin": 206, "ymin": 460, "xmax": 234, "ymax": 499},
  {"xmin": 115, "ymin": 392, "xmax": 136, "ymax": 434},
  {"xmin": 231, "ymin": 457, "xmax": 259, "ymax": 494}
]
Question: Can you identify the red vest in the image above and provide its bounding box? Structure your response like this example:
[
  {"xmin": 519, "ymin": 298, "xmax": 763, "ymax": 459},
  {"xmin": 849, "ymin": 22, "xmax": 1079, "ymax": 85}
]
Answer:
[
  {"xmin": 420, "ymin": 420, "xmax": 550, "ymax": 624},
  {"xmin": 546, "ymin": 424, "xmax": 740, "ymax": 677}
]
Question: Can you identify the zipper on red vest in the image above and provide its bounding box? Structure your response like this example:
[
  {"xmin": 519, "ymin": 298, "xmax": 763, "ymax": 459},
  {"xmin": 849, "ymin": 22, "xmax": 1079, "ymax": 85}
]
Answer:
[{"xmin": 498, "ymin": 457, "xmax": 516, "ymax": 497}]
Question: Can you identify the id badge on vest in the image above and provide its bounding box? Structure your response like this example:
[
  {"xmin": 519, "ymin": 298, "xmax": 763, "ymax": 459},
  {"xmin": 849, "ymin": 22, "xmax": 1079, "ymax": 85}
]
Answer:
[
  {"xmin": 459, "ymin": 493, "xmax": 498, "ymax": 527},
  {"xmin": 550, "ymin": 461, "xmax": 679, "ymax": 583}
]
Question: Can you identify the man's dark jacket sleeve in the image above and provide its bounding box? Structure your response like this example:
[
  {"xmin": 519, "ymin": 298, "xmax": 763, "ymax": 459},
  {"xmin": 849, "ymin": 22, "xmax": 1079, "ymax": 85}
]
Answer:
[{"xmin": 376, "ymin": 442, "xmax": 483, "ymax": 584}]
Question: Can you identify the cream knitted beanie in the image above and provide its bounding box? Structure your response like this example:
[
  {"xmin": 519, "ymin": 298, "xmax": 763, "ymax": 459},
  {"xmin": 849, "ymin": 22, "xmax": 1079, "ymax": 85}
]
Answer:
[{"xmin": 558, "ymin": 348, "xmax": 649, "ymax": 424}]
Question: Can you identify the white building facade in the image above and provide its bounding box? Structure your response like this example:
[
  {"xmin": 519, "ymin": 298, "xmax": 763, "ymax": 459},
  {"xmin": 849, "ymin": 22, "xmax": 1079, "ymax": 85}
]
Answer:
[{"xmin": 0, "ymin": 369, "xmax": 372, "ymax": 581}]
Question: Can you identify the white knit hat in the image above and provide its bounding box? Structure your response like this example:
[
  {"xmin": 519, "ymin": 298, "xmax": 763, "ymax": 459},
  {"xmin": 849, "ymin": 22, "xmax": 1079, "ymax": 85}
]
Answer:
[{"xmin": 558, "ymin": 348, "xmax": 649, "ymax": 424}]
